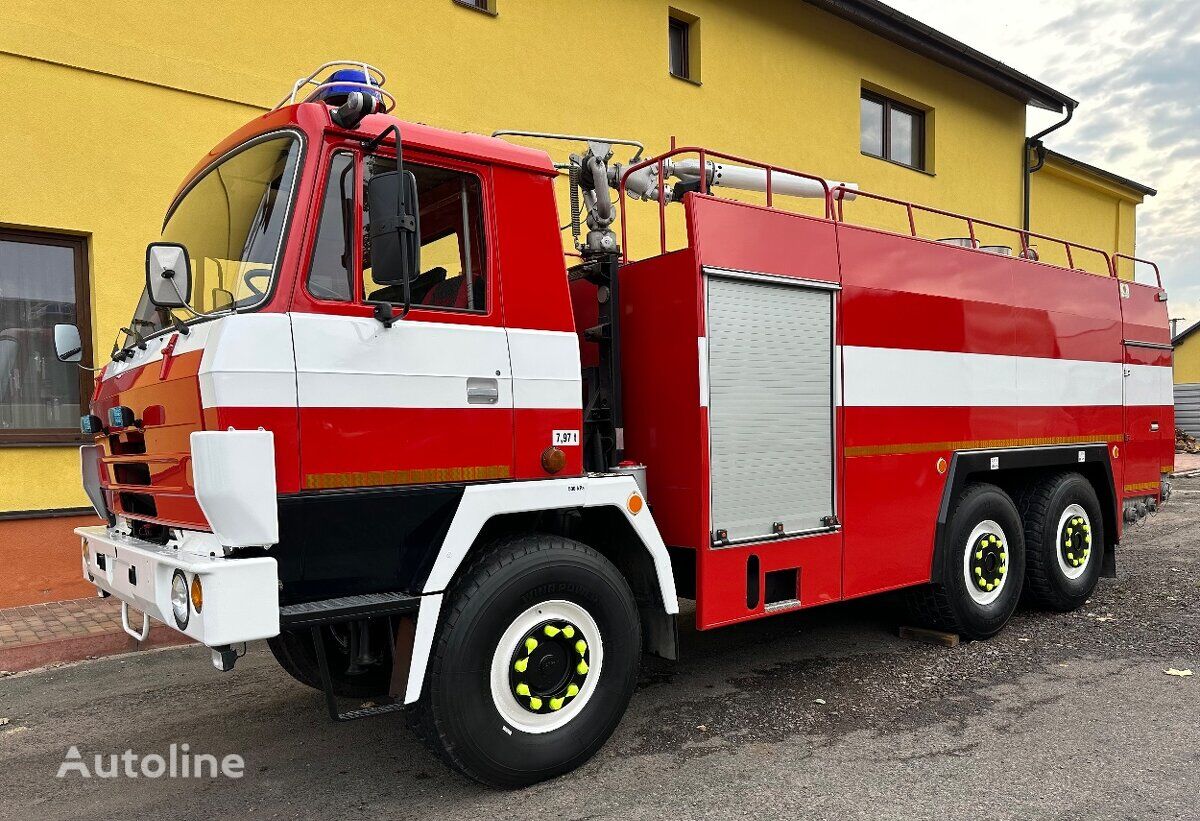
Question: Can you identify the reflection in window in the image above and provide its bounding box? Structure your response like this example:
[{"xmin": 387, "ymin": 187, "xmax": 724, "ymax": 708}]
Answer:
[
  {"xmin": 0, "ymin": 232, "xmax": 87, "ymax": 434},
  {"xmin": 860, "ymin": 90, "xmax": 926, "ymax": 171},
  {"xmin": 362, "ymin": 157, "xmax": 487, "ymax": 312},
  {"xmin": 307, "ymin": 153, "xmax": 356, "ymax": 301}
]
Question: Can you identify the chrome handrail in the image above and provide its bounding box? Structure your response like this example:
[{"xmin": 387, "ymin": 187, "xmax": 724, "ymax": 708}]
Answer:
[{"xmin": 273, "ymin": 60, "xmax": 391, "ymax": 111}]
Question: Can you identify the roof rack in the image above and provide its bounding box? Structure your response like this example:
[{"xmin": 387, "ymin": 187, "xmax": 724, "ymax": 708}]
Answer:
[
  {"xmin": 617, "ymin": 145, "xmax": 1161, "ymax": 286},
  {"xmin": 273, "ymin": 61, "xmax": 396, "ymax": 113}
]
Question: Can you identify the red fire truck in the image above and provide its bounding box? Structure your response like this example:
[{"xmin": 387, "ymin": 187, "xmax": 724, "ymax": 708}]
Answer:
[{"xmin": 54, "ymin": 64, "xmax": 1172, "ymax": 786}]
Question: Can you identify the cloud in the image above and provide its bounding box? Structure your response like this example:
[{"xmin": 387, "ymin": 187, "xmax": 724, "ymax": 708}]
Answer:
[{"xmin": 888, "ymin": 0, "xmax": 1199, "ymax": 314}]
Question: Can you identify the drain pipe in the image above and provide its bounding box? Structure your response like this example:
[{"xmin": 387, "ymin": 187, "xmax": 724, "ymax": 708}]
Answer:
[{"xmin": 1022, "ymin": 102, "xmax": 1076, "ymax": 232}]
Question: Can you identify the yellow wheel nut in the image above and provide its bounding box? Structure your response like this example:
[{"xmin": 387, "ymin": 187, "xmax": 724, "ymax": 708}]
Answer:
[
  {"xmin": 514, "ymin": 657, "xmax": 529, "ymax": 673},
  {"xmin": 975, "ymin": 567, "xmax": 983, "ymax": 576},
  {"xmin": 516, "ymin": 682, "xmax": 530, "ymax": 696},
  {"xmin": 1000, "ymin": 552, "xmax": 1006, "ymax": 561},
  {"xmin": 562, "ymin": 626, "xmax": 575, "ymax": 638},
  {"xmin": 525, "ymin": 637, "xmax": 538, "ymax": 653},
  {"xmin": 575, "ymin": 640, "xmax": 587, "ymax": 656},
  {"xmin": 975, "ymin": 550, "xmax": 983, "ymax": 560},
  {"xmin": 566, "ymin": 684, "xmax": 580, "ymax": 698},
  {"xmin": 529, "ymin": 697, "xmax": 543, "ymax": 710},
  {"xmin": 550, "ymin": 697, "xmax": 565, "ymax": 711},
  {"xmin": 577, "ymin": 660, "xmax": 589, "ymax": 675},
  {"xmin": 544, "ymin": 625, "xmax": 560, "ymax": 637}
]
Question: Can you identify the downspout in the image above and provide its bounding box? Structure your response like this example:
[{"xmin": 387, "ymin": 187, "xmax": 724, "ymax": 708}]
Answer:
[{"xmin": 1022, "ymin": 102, "xmax": 1076, "ymax": 232}]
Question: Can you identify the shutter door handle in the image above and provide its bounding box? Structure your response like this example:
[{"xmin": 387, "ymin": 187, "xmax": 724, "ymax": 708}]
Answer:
[
  {"xmin": 466, "ymin": 377, "xmax": 499, "ymax": 404},
  {"xmin": 1151, "ymin": 422, "xmax": 1159, "ymax": 432}
]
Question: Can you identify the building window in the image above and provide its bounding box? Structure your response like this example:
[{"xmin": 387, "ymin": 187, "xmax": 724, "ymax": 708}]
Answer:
[
  {"xmin": 0, "ymin": 229, "xmax": 91, "ymax": 444},
  {"xmin": 860, "ymin": 90, "xmax": 926, "ymax": 171},
  {"xmin": 454, "ymin": 0, "xmax": 496, "ymax": 14},
  {"xmin": 668, "ymin": 11, "xmax": 699, "ymax": 82}
]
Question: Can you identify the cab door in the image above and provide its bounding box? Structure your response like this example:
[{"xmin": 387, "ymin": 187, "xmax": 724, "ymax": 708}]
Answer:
[
  {"xmin": 292, "ymin": 148, "xmax": 513, "ymax": 494},
  {"xmin": 279, "ymin": 146, "xmax": 511, "ymax": 599}
]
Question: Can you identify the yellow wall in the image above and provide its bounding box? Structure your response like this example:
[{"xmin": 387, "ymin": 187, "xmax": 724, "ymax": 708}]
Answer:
[
  {"xmin": 1174, "ymin": 331, "xmax": 1200, "ymax": 385},
  {"xmin": 0, "ymin": 0, "xmax": 1134, "ymax": 512},
  {"xmin": 1029, "ymin": 157, "xmax": 1147, "ymax": 278}
]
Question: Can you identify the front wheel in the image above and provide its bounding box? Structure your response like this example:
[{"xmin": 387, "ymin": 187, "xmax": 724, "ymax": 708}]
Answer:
[{"xmin": 410, "ymin": 534, "xmax": 641, "ymax": 788}]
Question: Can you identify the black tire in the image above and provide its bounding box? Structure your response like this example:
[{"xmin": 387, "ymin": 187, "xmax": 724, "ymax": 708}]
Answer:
[
  {"xmin": 410, "ymin": 534, "xmax": 641, "ymax": 788},
  {"xmin": 1016, "ymin": 471, "xmax": 1105, "ymax": 611},
  {"xmin": 904, "ymin": 483, "xmax": 1026, "ymax": 639},
  {"xmin": 267, "ymin": 622, "xmax": 392, "ymax": 699}
]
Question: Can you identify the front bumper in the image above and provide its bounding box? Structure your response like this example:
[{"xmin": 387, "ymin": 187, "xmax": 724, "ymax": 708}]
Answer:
[{"xmin": 78, "ymin": 525, "xmax": 280, "ymax": 647}]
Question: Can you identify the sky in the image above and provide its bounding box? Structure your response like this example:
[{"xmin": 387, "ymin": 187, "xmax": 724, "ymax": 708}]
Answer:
[{"xmin": 887, "ymin": 0, "xmax": 1200, "ymax": 333}]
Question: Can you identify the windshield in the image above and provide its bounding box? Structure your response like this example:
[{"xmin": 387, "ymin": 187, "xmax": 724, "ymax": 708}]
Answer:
[{"xmin": 126, "ymin": 133, "xmax": 302, "ymax": 344}]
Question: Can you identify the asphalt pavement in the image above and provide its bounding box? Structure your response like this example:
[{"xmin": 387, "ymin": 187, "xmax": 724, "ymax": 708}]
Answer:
[{"xmin": 1, "ymin": 479, "xmax": 1197, "ymax": 820}]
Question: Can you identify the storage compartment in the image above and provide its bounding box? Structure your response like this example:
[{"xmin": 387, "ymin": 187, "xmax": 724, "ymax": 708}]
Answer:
[{"xmin": 705, "ymin": 270, "xmax": 836, "ymax": 543}]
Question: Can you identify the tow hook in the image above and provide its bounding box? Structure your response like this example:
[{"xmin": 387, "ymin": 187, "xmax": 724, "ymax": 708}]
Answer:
[{"xmin": 211, "ymin": 643, "xmax": 246, "ymax": 672}]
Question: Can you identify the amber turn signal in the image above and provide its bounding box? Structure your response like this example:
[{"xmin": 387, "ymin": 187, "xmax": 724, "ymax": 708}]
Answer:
[
  {"xmin": 627, "ymin": 493, "xmax": 644, "ymax": 515},
  {"xmin": 541, "ymin": 446, "xmax": 566, "ymax": 474},
  {"xmin": 190, "ymin": 574, "xmax": 204, "ymax": 613}
]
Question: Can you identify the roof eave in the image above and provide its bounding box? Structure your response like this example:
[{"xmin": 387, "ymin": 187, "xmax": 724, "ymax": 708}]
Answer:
[
  {"xmin": 804, "ymin": 0, "xmax": 1076, "ymax": 112},
  {"xmin": 1043, "ymin": 149, "xmax": 1158, "ymax": 198}
]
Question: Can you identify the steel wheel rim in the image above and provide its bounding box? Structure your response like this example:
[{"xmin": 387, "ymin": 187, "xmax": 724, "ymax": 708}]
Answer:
[
  {"xmin": 963, "ymin": 519, "xmax": 1010, "ymax": 605},
  {"xmin": 1056, "ymin": 503, "xmax": 1092, "ymax": 580},
  {"xmin": 489, "ymin": 599, "xmax": 603, "ymax": 734}
]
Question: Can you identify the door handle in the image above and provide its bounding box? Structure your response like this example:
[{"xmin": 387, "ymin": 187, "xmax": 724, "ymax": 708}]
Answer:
[
  {"xmin": 466, "ymin": 377, "xmax": 499, "ymax": 404},
  {"xmin": 1150, "ymin": 422, "xmax": 1159, "ymax": 432}
]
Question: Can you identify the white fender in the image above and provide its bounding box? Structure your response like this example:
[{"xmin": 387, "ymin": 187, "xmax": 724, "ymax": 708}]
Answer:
[{"xmin": 404, "ymin": 474, "xmax": 679, "ymax": 704}]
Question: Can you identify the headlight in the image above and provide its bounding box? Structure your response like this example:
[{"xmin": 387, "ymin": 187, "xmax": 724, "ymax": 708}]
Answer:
[{"xmin": 170, "ymin": 570, "xmax": 190, "ymax": 628}]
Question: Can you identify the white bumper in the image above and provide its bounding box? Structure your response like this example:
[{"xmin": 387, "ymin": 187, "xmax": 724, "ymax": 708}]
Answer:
[{"xmin": 78, "ymin": 525, "xmax": 280, "ymax": 647}]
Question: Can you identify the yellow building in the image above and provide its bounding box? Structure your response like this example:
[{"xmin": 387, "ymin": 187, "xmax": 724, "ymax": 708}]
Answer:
[
  {"xmin": 0, "ymin": 0, "xmax": 1156, "ymax": 605},
  {"xmin": 1173, "ymin": 322, "xmax": 1200, "ymax": 437}
]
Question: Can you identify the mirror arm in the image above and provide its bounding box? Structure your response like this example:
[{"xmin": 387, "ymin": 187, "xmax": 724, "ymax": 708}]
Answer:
[
  {"xmin": 119, "ymin": 327, "xmax": 148, "ymax": 351},
  {"xmin": 373, "ymin": 301, "xmax": 396, "ymax": 329}
]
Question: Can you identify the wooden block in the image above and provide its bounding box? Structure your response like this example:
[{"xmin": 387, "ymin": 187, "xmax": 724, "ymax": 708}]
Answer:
[{"xmin": 898, "ymin": 625, "xmax": 960, "ymax": 648}]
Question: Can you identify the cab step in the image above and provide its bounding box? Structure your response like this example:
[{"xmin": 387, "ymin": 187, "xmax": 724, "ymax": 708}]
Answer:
[{"xmin": 279, "ymin": 592, "xmax": 420, "ymax": 628}]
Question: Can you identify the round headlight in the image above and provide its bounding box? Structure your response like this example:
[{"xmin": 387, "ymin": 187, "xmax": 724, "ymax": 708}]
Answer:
[{"xmin": 170, "ymin": 570, "xmax": 190, "ymax": 628}]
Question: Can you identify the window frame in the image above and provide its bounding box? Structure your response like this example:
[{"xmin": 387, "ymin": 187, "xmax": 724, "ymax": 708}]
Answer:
[
  {"xmin": 860, "ymin": 89, "xmax": 926, "ymax": 171},
  {"xmin": 0, "ymin": 227, "xmax": 93, "ymax": 447},
  {"xmin": 453, "ymin": 0, "xmax": 497, "ymax": 15},
  {"xmin": 668, "ymin": 16, "xmax": 691, "ymax": 81},
  {"xmin": 356, "ymin": 150, "xmax": 494, "ymax": 319}
]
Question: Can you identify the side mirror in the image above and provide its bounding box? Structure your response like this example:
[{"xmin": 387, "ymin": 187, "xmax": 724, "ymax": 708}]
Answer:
[
  {"xmin": 146, "ymin": 242, "xmax": 192, "ymax": 308},
  {"xmin": 366, "ymin": 170, "xmax": 420, "ymax": 286},
  {"xmin": 54, "ymin": 323, "xmax": 83, "ymax": 363}
]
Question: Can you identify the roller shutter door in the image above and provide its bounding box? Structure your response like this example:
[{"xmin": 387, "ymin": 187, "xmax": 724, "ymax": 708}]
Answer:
[
  {"xmin": 1176, "ymin": 383, "xmax": 1200, "ymax": 436},
  {"xmin": 705, "ymin": 271, "xmax": 835, "ymax": 543}
]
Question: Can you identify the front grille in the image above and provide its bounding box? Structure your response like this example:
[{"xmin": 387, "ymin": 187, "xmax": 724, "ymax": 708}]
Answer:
[
  {"xmin": 109, "ymin": 432, "xmax": 146, "ymax": 455},
  {"xmin": 118, "ymin": 492, "xmax": 157, "ymax": 517},
  {"xmin": 113, "ymin": 462, "xmax": 151, "ymax": 486}
]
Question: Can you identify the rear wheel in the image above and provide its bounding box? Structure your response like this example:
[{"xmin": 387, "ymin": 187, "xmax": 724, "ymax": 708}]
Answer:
[
  {"xmin": 905, "ymin": 482, "xmax": 1026, "ymax": 639},
  {"xmin": 410, "ymin": 534, "xmax": 640, "ymax": 788},
  {"xmin": 1017, "ymin": 472, "xmax": 1105, "ymax": 611}
]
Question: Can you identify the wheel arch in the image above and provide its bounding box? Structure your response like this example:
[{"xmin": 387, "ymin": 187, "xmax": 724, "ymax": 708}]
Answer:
[
  {"xmin": 403, "ymin": 475, "xmax": 679, "ymax": 704},
  {"xmin": 931, "ymin": 444, "xmax": 1119, "ymax": 582}
]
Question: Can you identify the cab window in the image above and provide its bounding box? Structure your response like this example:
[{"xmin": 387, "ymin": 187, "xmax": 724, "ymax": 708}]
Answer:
[
  {"xmin": 306, "ymin": 152, "xmax": 355, "ymax": 301},
  {"xmin": 362, "ymin": 155, "xmax": 487, "ymax": 312}
]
